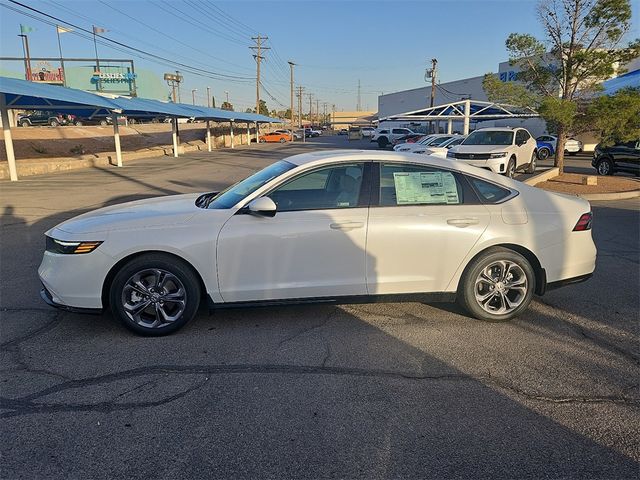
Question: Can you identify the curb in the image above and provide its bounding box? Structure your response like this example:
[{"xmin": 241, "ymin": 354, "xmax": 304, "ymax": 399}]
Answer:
[
  {"xmin": 524, "ymin": 167, "xmax": 559, "ymax": 186},
  {"xmin": 579, "ymin": 189, "xmax": 640, "ymax": 201}
]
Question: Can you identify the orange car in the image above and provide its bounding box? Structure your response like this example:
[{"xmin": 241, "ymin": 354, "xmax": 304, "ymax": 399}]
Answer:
[{"xmin": 259, "ymin": 131, "xmax": 292, "ymax": 143}]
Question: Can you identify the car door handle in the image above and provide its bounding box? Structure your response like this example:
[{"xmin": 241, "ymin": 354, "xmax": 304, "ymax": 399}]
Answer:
[
  {"xmin": 447, "ymin": 217, "xmax": 479, "ymax": 227},
  {"xmin": 330, "ymin": 221, "xmax": 364, "ymax": 230}
]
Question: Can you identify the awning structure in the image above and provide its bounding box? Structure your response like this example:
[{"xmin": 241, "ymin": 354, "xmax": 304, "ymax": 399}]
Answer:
[
  {"xmin": 0, "ymin": 76, "xmax": 282, "ymax": 181},
  {"xmin": 380, "ymin": 99, "xmax": 539, "ymax": 135},
  {"xmin": 601, "ymin": 69, "xmax": 640, "ymax": 95}
]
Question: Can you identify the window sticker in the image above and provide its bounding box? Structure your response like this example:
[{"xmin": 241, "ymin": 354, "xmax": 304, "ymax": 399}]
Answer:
[{"xmin": 392, "ymin": 171, "xmax": 459, "ymax": 205}]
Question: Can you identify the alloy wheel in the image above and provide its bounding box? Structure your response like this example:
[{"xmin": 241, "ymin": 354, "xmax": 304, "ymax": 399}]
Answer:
[
  {"xmin": 597, "ymin": 160, "xmax": 611, "ymax": 175},
  {"xmin": 121, "ymin": 268, "xmax": 187, "ymax": 329},
  {"xmin": 474, "ymin": 260, "xmax": 528, "ymax": 315}
]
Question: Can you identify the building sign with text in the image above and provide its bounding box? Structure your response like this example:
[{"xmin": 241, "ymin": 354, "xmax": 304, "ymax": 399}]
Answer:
[{"xmin": 30, "ymin": 61, "xmax": 64, "ymax": 84}]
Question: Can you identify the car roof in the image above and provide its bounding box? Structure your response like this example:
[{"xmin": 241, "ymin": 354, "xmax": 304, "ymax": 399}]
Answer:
[
  {"xmin": 473, "ymin": 127, "xmax": 520, "ymax": 132},
  {"xmin": 282, "ymin": 150, "xmax": 515, "ymax": 185}
]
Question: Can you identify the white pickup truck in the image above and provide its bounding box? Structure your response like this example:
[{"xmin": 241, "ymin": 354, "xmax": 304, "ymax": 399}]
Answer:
[{"xmin": 371, "ymin": 127, "xmax": 415, "ymax": 148}]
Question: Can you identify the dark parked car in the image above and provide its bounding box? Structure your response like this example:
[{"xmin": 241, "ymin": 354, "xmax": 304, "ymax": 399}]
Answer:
[
  {"xmin": 592, "ymin": 140, "xmax": 640, "ymax": 176},
  {"xmin": 337, "ymin": 129, "xmax": 348, "ymax": 135},
  {"xmin": 17, "ymin": 110, "xmax": 67, "ymax": 127},
  {"xmin": 71, "ymin": 116, "xmax": 111, "ymax": 126}
]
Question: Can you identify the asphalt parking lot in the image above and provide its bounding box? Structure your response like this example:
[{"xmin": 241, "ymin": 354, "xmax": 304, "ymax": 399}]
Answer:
[{"xmin": 1, "ymin": 135, "xmax": 639, "ymax": 479}]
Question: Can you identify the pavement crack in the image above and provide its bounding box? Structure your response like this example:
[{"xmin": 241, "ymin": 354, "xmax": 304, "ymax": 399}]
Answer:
[{"xmin": 1, "ymin": 364, "xmax": 636, "ymax": 418}]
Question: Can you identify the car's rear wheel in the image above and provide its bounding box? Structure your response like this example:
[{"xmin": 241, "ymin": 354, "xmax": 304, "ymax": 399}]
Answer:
[
  {"xmin": 279, "ymin": 138, "xmax": 286, "ymax": 143},
  {"xmin": 99, "ymin": 119, "xmax": 108, "ymax": 127},
  {"xmin": 596, "ymin": 158, "xmax": 613, "ymax": 176},
  {"xmin": 537, "ymin": 147, "xmax": 550, "ymax": 160},
  {"xmin": 19, "ymin": 120, "xmax": 30, "ymax": 127},
  {"xmin": 458, "ymin": 248, "xmax": 535, "ymax": 322},
  {"xmin": 525, "ymin": 151, "xmax": 537, "ymax": 174},
  {"xmin": 109, "ymin": 253, "xmax": 201, "ymax": 336},
  {"xmin": 506, "ymin": 157, "xmax": 516, "ymax": 178},
  {"xmin": 377, "ymin": 137, "xmax": 389, "ymax": 148}
]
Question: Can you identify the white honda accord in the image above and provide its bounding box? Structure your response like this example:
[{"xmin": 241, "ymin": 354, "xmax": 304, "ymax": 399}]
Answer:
[{"xmin": 39, "ymin": 150, "xmax": 596, "ymax": 335}]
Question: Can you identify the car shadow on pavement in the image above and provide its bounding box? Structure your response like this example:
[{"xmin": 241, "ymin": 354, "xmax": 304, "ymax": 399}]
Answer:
[{"xmin": 1, "ymin": 190, "xmax": 639, "ymax": 478}]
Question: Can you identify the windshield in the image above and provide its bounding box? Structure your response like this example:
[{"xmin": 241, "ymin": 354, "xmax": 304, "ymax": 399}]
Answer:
[
  {"xmin": 417, "ymin": 135, "xmax": 436, "ymax": 145},
  {"xmin": 463, "ymin": 130, "xmax": 514, "ymax": 146},
  {"xmin": 206, "ymin": 160, "xmax": 296, "ymax": 209}
]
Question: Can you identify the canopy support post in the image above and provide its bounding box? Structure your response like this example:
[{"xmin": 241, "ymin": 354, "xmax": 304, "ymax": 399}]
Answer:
[
  {"xmin": 0, "ymin": 93, "xmax": 18, "ymax": 181},
  {"xmin": 255, "ymin": 121, "xmax": 259, "ymax": 144},
  {"xmin": 230, "ymin": 121, "xmax": 234, "ymax": 149},
  {"xmin": 111, "ymin": 112, "xmax": 123, "ymax": 167},
  {"xmin": 206, "ymin": 120, "xmax": 212, "ymax": 152},
  {"xmin": 447, "ymin": 119, "xmax": 453, "ymax": 134},
  {"xmin": 246, "ymin": 123, "xmax": 250, "ymax": 146},
  {"xmin": 172, "ymin": 117, "xmax": 179, "ymax": 157},
  {"xmin": 463, "ymin": 100, "xmax": 470, "ymax": 135}
]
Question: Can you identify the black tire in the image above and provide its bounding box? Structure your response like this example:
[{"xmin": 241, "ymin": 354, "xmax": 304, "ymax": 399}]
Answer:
[
  {"xmin": 506, "ymin": 157, "xmax": 516, "ymax": 178},
  {"xmin": 74, "ymin": 120, "xmax": 83, "ymax": 126},
  {"xmin": 49, "ymin": 119, "xmax": 60, "ymax": 127},
  {"xmin": 596, "ymin": 157, "xmax": 614, "ymax": 176},
  {"xmin": 109, "ymin": 253, "xmax": 201, "ymax": 336},
  {"xmin": 537, "ymin": 147, "xmax": 550, "ymax": 160},
  {"xmin": 279, "ymin": 138, "xmax": 286, "ymax": 143},
  {"xmin": 99, "ymin": 120, "xmax": 108, "ymax": 127},
  {"xmin": 525, "ymin": 151, "xmax": 537, "ymax": 174},
  {"xmin": 19, "ymin": 120, "xmax": 30, "ymax": 127},
  {"xmin": 457, "ymin": 247, "xmax": 535, "ymax": 322},
  {"xmin": 377, "ymin": 137, "xmax": 389, "ymax": 148}
]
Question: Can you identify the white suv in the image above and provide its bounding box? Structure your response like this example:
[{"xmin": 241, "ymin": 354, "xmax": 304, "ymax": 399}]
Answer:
[
  {"xmin": 447, "ymin": 127, "xmax": 537, "ymax": 177},
  {"xmin": 372, "ymin": 127, "xmax": 415, "ymax": 148}
]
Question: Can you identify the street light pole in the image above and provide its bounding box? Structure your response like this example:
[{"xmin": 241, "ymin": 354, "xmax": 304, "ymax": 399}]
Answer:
[{"xmin": 191, "ymin": 89, "xmax": 197, "ymax": 105}]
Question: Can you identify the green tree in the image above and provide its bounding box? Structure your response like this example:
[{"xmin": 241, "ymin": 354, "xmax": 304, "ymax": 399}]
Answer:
[
  {"xmin": 483, "ymin": 0, "xmax": 639, "ymax": 171},
  {"xmin": 581, "ymin": 87, "xmax": 640, "ymax": 146},
  {"xmin": 221, "ymin": 101, "xmax": 234, "ymax": 111},
  {"xmin": 246, "ymin": 100, "xmax": 269, "ymax": 116}
]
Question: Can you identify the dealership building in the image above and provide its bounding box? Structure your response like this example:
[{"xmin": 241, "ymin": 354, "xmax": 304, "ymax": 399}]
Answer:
[{"xmin": 378, "ymin": 57, "xmax": 640, "ymax": 145}]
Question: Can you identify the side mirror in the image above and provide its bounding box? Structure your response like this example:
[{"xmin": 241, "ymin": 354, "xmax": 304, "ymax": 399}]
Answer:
[{"xmin": 247, "ymin": 196, "xmax": 277, "ymax": 217}]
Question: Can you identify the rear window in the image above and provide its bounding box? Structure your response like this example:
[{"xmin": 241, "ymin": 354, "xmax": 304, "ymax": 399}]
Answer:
[{"xmin": 469, "ymin": 177, "xmax": 512, "ymax": 203}]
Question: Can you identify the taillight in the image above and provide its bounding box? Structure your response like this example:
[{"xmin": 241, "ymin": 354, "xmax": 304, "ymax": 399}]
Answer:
[{"xmin": 573, "ymin": 212, "xmax": 592, "ymax": 231}]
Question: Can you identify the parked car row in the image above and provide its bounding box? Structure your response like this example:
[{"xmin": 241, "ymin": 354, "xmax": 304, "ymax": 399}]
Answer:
[
  {"xmin": 592, "ymin": 140, "xmax": 639, "ymax": 176},
  {"xmin": 16, "ymin": 110, "xmax": 170, "ymax": 127}
]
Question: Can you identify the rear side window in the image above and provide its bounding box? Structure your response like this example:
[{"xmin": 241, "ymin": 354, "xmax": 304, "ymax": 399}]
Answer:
[{"xmin": 469, "ymin": 177, "xmax": 512, "ymax": 203}]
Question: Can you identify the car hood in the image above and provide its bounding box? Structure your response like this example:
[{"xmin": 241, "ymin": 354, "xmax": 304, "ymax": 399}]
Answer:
[
  {"xmin": 452, "ymin": 145, "xmax": 512, "ymax": 154},
  {"xmin": 51, "ymin": 193, "xmax": 204, "ymax": 235}
]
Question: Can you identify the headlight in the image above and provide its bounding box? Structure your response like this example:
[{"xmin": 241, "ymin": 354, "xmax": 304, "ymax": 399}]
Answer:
[
  {"xmin": 489, "ymin": 152, "xmax": 507, "ymax": 158},
  {"xmin": 446, "ymin": 151, "xmax": 456, "ymax": 158},
  {"xmin": 45, "ymin": 236, "xmax": 103, "ymax": 254}
]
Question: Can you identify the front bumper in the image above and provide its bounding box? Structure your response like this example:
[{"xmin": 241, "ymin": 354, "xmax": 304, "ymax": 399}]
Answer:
[
  {"xmin": 40, "ymin": 286, "xmax": 103, "ymax": 314},
  {"xmin": 456, "ymin": 157, "xmax": 507, "ymax": 174}
]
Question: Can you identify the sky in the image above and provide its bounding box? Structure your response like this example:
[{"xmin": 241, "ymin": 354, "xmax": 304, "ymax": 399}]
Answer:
[{"xmin": 1, "ymin": 0, "xmax": 638, "ymax": 112}]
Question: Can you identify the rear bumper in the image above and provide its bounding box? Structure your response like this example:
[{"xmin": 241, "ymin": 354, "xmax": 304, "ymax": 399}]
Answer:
[{"xmin": 546, "ymin": 273, "xmax": 593, "ymax": 291}]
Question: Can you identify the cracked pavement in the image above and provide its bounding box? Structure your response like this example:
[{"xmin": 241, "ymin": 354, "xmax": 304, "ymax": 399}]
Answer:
[{"xmin": 1, "ymin": 137, "xmax": 639, "ymax": 479}]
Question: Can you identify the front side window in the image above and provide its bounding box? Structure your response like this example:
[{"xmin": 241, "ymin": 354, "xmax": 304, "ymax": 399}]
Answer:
[
  {"xmin": 268, "ymin": 163, "xmax": 365, "ymax": 212},
  {"xmin": 207, "ymin": 160, "xmax": 296, "ymax": 209},
  {"xmin": 379, "ymin": 163, "xmax": 463, "ymax": 206},
  {"xmin": 463, "ymin": 130, "xmax": 514, "ymax": 146}
]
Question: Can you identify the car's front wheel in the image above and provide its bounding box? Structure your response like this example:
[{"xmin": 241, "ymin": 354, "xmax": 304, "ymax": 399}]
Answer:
[
  {"xmin": 19, "ymin": 120, "xmax": 30, "ymax": 127},
  {"xmin": 377, "ymin": 137, "xmax": 389, "ymax": 148},
  {"xmin": 506, "ymin": 157, "xmax": 516, "ymax": 178},
  {"xmin": 109, "ymin": 253, "xmax": 201, "ymax": 336},
  {"xmin": 458, "ymin": 248, "xmax": 535, "ymax": 322},
  {"xmin": 279, "ymin": 138, "xmax": 286, "ymax": 143},
  {"xmin": 596, "ymin": 158, "xmax": 613, "ymax": 176},
  {"xmin": 49, "ymin": 119, "xmax": 60, "ymax": 127}
]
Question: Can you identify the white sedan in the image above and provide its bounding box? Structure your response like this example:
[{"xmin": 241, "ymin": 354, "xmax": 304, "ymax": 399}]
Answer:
[
  {"xmin": 536, "ymin": 135, "xmax": 583, "ymax": 155},
  {"xmin": 39, "ymin": 151, "xmax": 596, "ymax": 335},
  {"xmin": 412, "ymin": 135, "xmax": 466, "ymax": 157}
]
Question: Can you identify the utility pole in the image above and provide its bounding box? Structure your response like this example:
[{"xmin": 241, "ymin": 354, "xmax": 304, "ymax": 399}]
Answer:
[
  {"xmin": 250, "ymin": 35, "xmax": 270, "ymax": 114},
  {"xmin": 323, "ymin": 102, "xmax": 328, "ymax": 126},
  {"xmin": 315, "ymin": 99, "xmax": 319, "ymax": 127},
  {"xmin": 288, "ymin": 61, "xmax": 295, "ymax": 137},
  {"xmin": 206, "ymin": 86, "xmax": 211, "ymax": 108},
  {"xmin": 356, "ymin": 79, "xmax": 361, "ymax": 111},
  {"xmin": 307, "ymin": 93, "xmax": 313, "ymax": 126},
  {"xmin": 176, "ymin": 70, "xmax": 182, "ymax": 103},
  {"xmin": 426, "ymin": 58, "xmax": 437, "ymax": 133},
  {"xmin": 296, "ymin": 86, "xmax": 304, "ymax": 128}
]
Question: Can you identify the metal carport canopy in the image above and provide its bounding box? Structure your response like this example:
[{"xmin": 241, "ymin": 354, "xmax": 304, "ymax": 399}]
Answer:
[
  {"xmin": 0, "ymin": 76, "xmax": 124, "ymax": 181},
  {"xmin": 380, "ymin": 99, "xmax": 539, "ymax": 135}
]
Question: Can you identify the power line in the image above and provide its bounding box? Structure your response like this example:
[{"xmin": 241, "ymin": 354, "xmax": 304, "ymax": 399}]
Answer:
[{"xmin": 5, "ymin": 0, "xmax": 255, "ymax": 82}]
